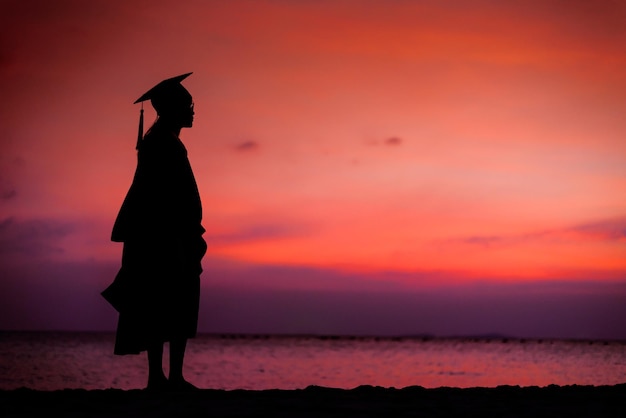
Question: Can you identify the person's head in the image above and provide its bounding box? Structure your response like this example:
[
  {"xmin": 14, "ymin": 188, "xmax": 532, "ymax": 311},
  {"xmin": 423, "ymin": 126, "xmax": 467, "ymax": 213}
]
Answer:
[
  {"xmin": 151, "ymin": 82, "xmax": 194, "ymax": 128},
  {"xmin": 134, "ymin": 72, "xmax": 195, "ymax": 130}
]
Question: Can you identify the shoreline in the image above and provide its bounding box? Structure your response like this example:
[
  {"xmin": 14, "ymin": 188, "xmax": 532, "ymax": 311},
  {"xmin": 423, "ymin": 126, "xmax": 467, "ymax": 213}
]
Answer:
[{"xmin": 3, "ymin": 384, "xmax": 625, "ymax": 417}]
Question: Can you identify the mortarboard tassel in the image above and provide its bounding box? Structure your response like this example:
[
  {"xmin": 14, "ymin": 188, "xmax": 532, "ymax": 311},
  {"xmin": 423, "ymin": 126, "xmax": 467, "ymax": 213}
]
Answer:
[{"xmin": 135, "ymin": 103, "xmax": 144, "ymax": 150}]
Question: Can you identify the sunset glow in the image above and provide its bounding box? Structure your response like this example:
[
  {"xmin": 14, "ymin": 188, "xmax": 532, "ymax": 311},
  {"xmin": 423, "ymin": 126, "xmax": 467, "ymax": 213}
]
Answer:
[{"xmin": 1, "ymin": 0, "xmax": 625, "ymax": 338}]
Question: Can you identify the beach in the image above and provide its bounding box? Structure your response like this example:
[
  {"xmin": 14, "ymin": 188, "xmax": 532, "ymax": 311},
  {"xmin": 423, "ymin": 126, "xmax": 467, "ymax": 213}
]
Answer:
[{"xmin": 2, "ymin": 384, "xmax": 625, "ymax": 417}]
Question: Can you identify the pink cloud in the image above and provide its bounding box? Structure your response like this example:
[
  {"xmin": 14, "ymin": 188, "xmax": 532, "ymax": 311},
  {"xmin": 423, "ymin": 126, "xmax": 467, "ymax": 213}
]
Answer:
[
  {"xmin": 234, "ymin": 140, "xmax": 260, "ymax": 152},
  {"xmin": 455, "ymin": 216, "xmax": 626, "ymax": 248}
]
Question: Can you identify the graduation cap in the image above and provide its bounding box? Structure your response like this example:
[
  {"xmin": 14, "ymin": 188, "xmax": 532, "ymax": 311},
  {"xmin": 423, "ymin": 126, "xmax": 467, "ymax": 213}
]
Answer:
[{"xmin": 133, "ymin": 72, "xmax": 193, "ymax": 149}]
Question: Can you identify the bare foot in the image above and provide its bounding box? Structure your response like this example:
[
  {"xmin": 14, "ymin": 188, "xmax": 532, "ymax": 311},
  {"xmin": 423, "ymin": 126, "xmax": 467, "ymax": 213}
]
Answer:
[
  {"xmin": 168, "ymin": 378, "xmax": 200, "ymax": 392},
  {"xmin": 146, "ymin": 375, "xmax": 169, "ymax": 392}
]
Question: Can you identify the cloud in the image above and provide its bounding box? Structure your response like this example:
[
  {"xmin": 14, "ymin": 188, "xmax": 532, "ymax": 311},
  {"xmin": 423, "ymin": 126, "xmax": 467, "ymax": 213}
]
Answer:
[
  {"xmin": 455, "ymin": 232, "xmax": 534, "ymax": 248},
  {"xmin": 460, "ymin": 235, "xmax": 504, "ymax": 248},
  {"xmin": 206, "ymin": 222, "xmax": 310, "ymax": 247},
  {"xmin": 455, "ymin": 216, "xmax": 626, "ymax": 248},
  {"xmin": 0, "ymin": 217, "xmax": 76, "ymax": 257},
  {"xmin": 0, "ymin": 156, "xmax": 24, "ymax": 200},
  {"xmin": 0, "ymin": 257, "xmax": 120, "ymax": 331},
  {"xmin": 384, "ymin": 137, "xmax": 402, "ymax": 146},
  {"xmin": 365, "ymin": 137, "xmax": 403, "ymax": 147},
  {"xmin": 570, "ymin": 218, "xmax": 626, "ymax": 241},
  {"xmin": 1, "ymin": 251, "xmax": 625, "ymax": 339},
  {"xmin": 234, "ymin": 140, "xmax": 259, "ymax": 152},
  {"xmin": 198, "ymin": 259, "xmax": 626, "ymax": 339},
  {"xmin": 1, "ymin": 188, "xmax": 16, "ymax": 200}
]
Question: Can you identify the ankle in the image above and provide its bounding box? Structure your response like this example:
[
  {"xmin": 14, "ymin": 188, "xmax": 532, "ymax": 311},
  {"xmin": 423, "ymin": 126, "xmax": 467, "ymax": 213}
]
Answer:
[
  {"xmin": 169, "ymin": 374, "xmax": 186, "ymax": 383},
  {"xmin": 148, "ymin": 372, "xmax": 167, "ymax": 382}
]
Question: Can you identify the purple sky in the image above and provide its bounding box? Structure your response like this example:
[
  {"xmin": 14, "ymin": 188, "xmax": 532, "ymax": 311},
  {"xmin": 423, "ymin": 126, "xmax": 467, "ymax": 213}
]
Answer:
[{"xmin": 1, "ymin": 0, "xmax": 625, "ymax": 340}]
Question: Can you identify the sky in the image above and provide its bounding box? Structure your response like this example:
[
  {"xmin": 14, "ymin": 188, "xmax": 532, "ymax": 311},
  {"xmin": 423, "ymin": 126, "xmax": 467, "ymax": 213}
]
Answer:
[{"xmin": 1, "ymin": 0, "xmax": 625, "ymax": 340}]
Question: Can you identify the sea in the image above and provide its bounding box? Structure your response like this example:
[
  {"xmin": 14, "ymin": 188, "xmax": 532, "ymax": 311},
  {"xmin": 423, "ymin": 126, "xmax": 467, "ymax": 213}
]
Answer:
[{"xmin": 1, "ymin": 332, "xmax": 625, "ymax": 391}]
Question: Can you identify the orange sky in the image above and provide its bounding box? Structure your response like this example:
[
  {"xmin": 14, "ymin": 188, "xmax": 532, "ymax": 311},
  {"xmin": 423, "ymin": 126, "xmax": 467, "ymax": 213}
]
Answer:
[{"xmin": 1, "ymin": 0, "xmax": 625, "ymax": 337}]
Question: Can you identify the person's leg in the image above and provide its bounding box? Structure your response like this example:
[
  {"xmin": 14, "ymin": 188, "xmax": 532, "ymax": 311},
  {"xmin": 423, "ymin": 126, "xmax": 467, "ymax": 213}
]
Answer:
[
  {"xmin": 169, "ymin": 337, "xmax": 186, "ymax": 381},
  {"xmin": 169, "ymin": 338, "xmax": 197, "ymax": 390},
  {"xmin": 146, "ymin": 342, "xmax": 168, "ymax": 390}
]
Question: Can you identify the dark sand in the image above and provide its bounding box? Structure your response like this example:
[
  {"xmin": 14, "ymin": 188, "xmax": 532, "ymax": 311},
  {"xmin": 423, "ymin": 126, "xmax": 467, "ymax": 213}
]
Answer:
[{"xmin": 2, "ymin": 384, "xmax": 625, "ymax": 417}]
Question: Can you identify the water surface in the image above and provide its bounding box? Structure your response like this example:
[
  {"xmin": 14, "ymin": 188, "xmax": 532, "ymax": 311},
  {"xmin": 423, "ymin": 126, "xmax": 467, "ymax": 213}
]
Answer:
[{"xmin": 1, "ymin": 332, "xmax": 624, "ymax": 390}]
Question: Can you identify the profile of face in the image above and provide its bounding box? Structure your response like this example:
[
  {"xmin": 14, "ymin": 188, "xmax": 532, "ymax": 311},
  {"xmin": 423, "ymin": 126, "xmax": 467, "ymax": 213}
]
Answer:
[
  {"xmin": 180, "ymin": 99, "xmax": 194, "ymax": 128},
  {"xmin": 164, "ymin": 98, "xmax": 194, "ymax": 128},
  {"xmin": 152, "ymin": 87, "xmax": 195, "ymax": 129}
]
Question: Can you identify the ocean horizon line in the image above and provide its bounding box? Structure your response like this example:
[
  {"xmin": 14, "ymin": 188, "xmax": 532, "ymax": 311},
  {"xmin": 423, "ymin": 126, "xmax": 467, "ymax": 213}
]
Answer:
[{"xmin": 2, "ymin": 329, "xmax": 625, "ymax": 344}]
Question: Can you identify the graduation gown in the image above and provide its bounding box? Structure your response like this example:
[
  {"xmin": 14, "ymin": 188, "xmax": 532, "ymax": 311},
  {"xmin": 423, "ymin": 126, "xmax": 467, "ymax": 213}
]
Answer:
[{"xmin": 102, "ymin": 123, "xmax": 207, "ymax": 355}]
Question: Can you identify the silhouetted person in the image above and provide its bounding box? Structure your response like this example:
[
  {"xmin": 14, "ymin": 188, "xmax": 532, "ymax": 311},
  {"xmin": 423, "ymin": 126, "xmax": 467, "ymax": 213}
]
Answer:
[{"xmin": 102, "ymin": 72, "xmax": 206, "ymax": 392}]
